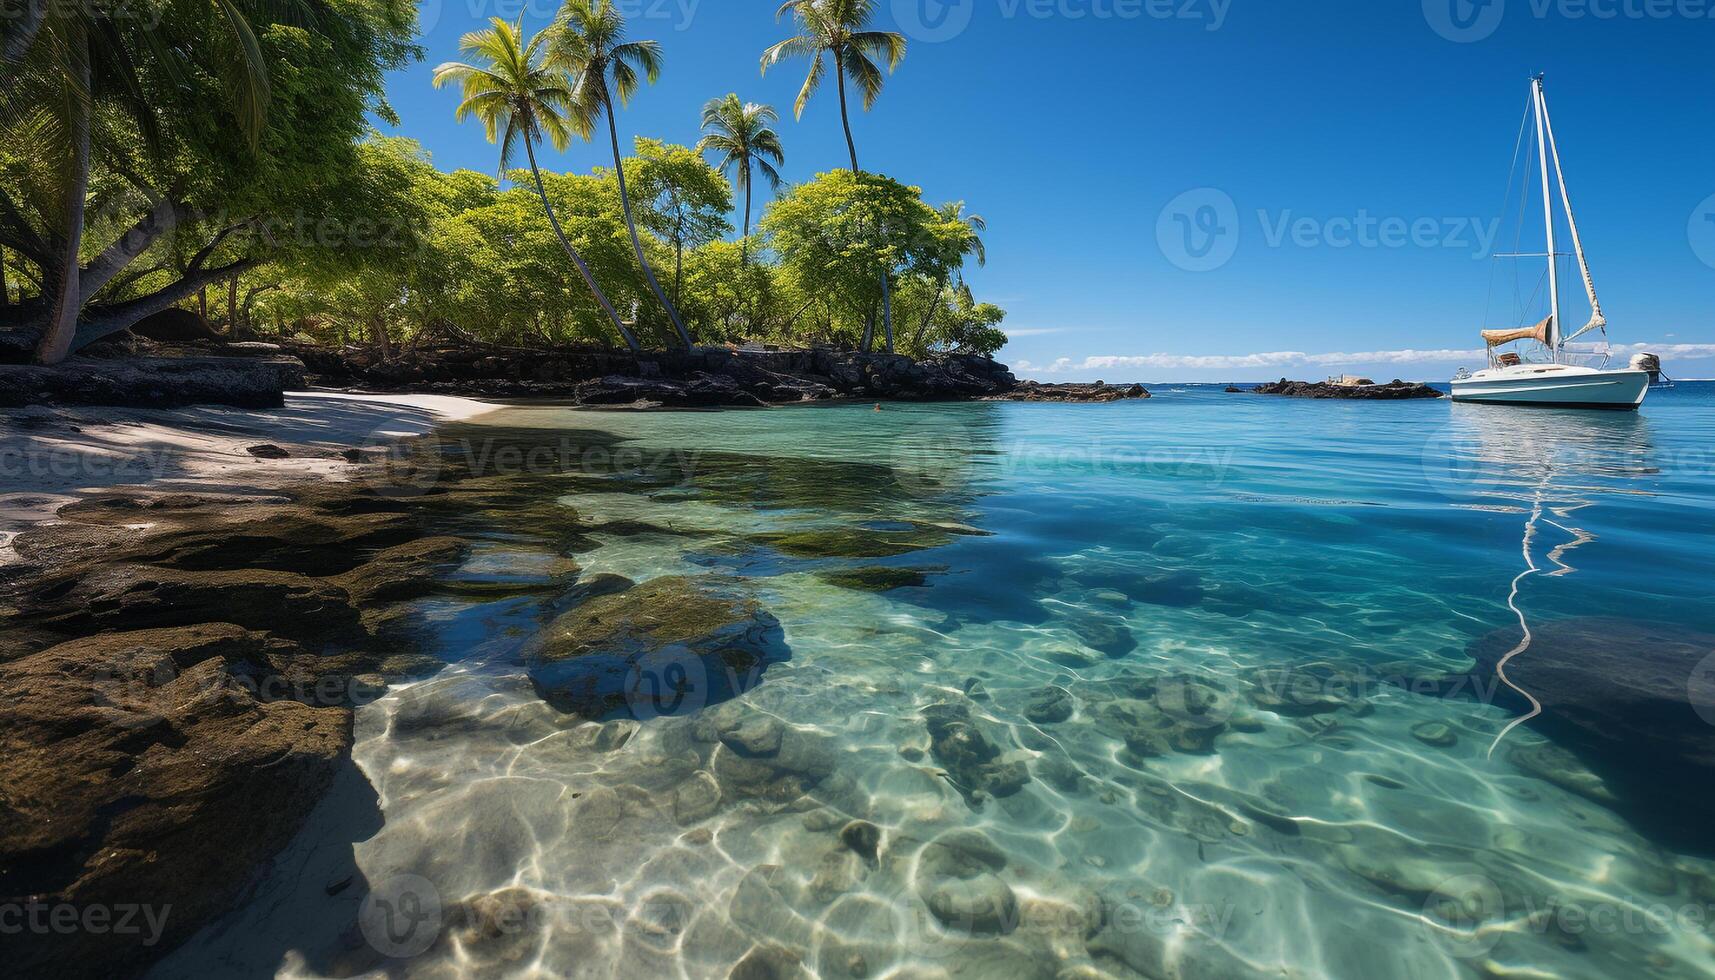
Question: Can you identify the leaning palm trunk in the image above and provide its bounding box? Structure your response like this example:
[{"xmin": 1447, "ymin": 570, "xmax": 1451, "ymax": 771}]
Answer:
[
  {"xmin": 603, "ymin": 90, "xmax": 693, "ymax": 350},
  {"xmin": 912, "ymin": 276, "xmax": 947, "ymax": 349},
  {"xmin": 33, "ymin": 47, "xmax": 92, "ymax": 366},
  {"xmin": 833, "ymin": 50, "xmax": 893, "ymax": 353},
  {"xmin": 524, "ymin": 138, "xmax": 640, "ymax": 353}
]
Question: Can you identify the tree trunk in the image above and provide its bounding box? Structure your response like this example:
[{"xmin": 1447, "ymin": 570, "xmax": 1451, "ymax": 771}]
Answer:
[
  {"xmin": 741, "ymin": 162, "xmax": 752, "ymax": 268},
  {"xmin": 524, "ymin": 138, "xmax": 639, "ymax": 353},
  {"xmin": 860, "ymin": 304, "xmax": 876, "ymax": 353},
  {"xmin": 673, "ymin": 239, "xmax": 683, "ymax": 310},
  {"xmin": 372, "ymin": 313, "xmax": 392, "ymax": 360},
  {"xmin": 834, "ymin": 49, "xmax": 859, "ymax": 172},
  {"xmin": 912, "ymin": 276, "xmax": 947, "ymax": 349},
  {"xmin": 66, "ymin": 258, "xmax": 256, "ymax": 355},
  {"xmin": 603, "ymin": 84, "xmax": 693, "ymax": 350},
  {"xmin": 834, "ymin": 51, "xmax": 892, "ymax": 352},
  {"xmin": 226, "ymin": 275, "xmax": 238, "ymax": 334},
  {"xmin": 0, "ymin": 245, "xmax": 9, "ymax": 307},
  {"xmin": 881, "ymin": 272, "xmax": 893, "ymax": 353},
  {"xmin": 198, "ymin": 286, "xmax": 207, "ymax": 319},
  {"xmin": 32, "ymin": 40, "xmax": 91, "ymax": 365}
]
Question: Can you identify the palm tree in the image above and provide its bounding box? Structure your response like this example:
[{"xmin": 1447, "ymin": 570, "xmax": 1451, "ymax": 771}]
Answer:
[
  {"xmin": 433, "ymin": 17, "xmax": 640, "ymax": 353},
  {"xmin": 913, "ymin": 202, "xmax": 985, "ymax": 349},
  {"xmin": 696, "ymin": 95, "xmax": 784, "ymax": 268},
  {"xmin": 761, "ymin": 0, "xmax": 906, "ymax": 174},
  {"xmin": 549, "ymin": 0, "xmax": 692, "ymax": 350},
  {"xmin": 761, "ymin": 0, "xmax": 905, "ymax": 352}
]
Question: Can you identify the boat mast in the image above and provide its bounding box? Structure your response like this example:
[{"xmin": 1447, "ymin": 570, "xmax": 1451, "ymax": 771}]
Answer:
[
  {"xmin": 1532, "ymin": 74, "xmax": 1561, "ymax": 360},
  {"xmin": 1539, "ymin": 80, "xmax": 1608, "ymax": 345}
]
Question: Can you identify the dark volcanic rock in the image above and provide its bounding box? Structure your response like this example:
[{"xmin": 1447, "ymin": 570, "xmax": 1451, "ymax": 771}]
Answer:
[
  {"xmin": 288, "ymin": 343, "xmax": 1020, "ymax": 406},
  {"xmin": 1022, "ymin": 685, "xmax": 1075, "ymax": 724},
  {"xmin": 1251, "ymin": 378, "xmax": 1443, "ymax": 400},
  {"xmin": 984, "ymin": 380, "xmax": 1150, "ymax": 403},
  {"xmin": 129, "ymin": 308, "xmax": 223, "ymax": 342},
  {"xmin": 0, "ymin": 355, "xmax": 305, "ymax": 409},
  {"xmin": 1466, "ymin": 617, "xmax": 1715, "ymax": 853},
  {"xmin": 815, "ymin": 566, "xmax": 931, "ymax": 592},
  {"xmin": 0, "ymin": 624, "xmax": 351, "ymax": 978},
  {"xmin": 922, "ymin": 701, "xmax": 1031, "ymax": 806},
  {"xmin": 524, "ymin": 575, "xmax": 788, "ymax": 720}
]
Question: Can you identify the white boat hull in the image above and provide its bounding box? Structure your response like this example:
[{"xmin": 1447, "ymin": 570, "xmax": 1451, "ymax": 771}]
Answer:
[{"xmin": 1450, "ymin": 364, "xmax": 1649, "ymax": 410}]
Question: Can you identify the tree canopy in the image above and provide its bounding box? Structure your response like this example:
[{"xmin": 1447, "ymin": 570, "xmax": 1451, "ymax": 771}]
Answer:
[{"xmin": 1, "ymin": 0, "xmax": 1005, "ymax": 363}]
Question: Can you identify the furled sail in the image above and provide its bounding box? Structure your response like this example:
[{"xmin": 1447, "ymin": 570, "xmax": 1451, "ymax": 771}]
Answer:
[
  {"xmin": 1482, "ymin": 316, "xmax": 1551, "ymax": 348},
  {"xmin": 1539, "ymin": 89, "xmax": 1606, "ymax": 343}
]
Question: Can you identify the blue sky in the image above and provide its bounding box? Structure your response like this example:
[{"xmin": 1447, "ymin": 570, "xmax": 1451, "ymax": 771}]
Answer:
[{"xmin": 386, "ymin": 0, "xmax": 1715, "ymax": 381}]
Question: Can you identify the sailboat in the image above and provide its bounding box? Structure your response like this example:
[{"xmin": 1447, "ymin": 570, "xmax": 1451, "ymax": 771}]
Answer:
[{"xmin": 1451, "ymin": 75, "xmax": 1653, "ymax": 410}]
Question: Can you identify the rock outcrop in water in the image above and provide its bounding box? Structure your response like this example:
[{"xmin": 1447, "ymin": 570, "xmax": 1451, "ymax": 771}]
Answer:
[
  {"xmin": 0, "ymin": 485, "xmax": 499, "ymax": 976},
  {"xmin": 1251, "ymin": 378, "xmax": 1444, "ymax": 400},
  {"xmin": 981, "ymin": 381, "xmax": 1150, "ymax": 403},
  {"xmin": 0, "ymin": 449, "xmax": 623, "ymax": 975},
  {"xmin": 0, "ymin": 625, "xmax": 353, "ymax": 978}
]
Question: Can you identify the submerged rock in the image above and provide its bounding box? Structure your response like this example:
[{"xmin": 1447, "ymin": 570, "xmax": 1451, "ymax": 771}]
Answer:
[
  {"xmin": 1410, "ymin": 721, "xmax": 1458, "ymax": 748},
  {"xmin": 525, "ymin": 575, "xmax": 788, "ymax": 721},
  {"xmin": 1067, "ymin": 612, "xmax": 1137, "ymax": 659},
  {"xmin": 839, "ymin": 821, "xmax": 882, "ymax": 862},
  {"xmin": 914, "ymin": 830, "xmax": 1019, "ymax": 935},
  {"xmin": 1022, "ymin": 685, "xmax": 1075, "ymax": 724},
  {"xmin": 815, "ymin": 566, "xmax": 931, "ymax": 592},
  {"xmin": 757, "ymin": 527, "xmax": 949, "ymax": 559},
  {"xmin": 1467, "ymin": 617, "xmax": 1715, "ymax": 853},
  {"xmin": 921, "ymin": 701, "xmax": 1032, "ymax": 805}
]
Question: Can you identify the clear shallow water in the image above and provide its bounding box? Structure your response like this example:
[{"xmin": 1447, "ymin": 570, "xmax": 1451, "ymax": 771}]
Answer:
[{"xmin": 163, "ymin": 384, "xmax": 1715, "ymax": 979}]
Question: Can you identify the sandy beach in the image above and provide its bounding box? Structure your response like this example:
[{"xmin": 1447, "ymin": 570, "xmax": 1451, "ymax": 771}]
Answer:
[{"xmin": 0, "ymin": 391, "xmax": 497, "ymax": 564}]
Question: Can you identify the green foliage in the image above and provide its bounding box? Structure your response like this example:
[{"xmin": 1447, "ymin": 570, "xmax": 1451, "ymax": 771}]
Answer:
[
  {"xmin": 631, "ymin": 138, "xmax": 732, "ymax": 251},
  {"xmin": 2, "ymin": 0, "xmax": 1007, "ymax": 362},
  {"xmin": 760, "ymin": 170, "xmax": 938, "ymax": 343}
]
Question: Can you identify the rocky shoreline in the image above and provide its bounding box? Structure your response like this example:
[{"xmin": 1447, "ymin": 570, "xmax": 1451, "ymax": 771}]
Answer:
[
  {"xmin": 0, "ymin": 354, "xmax": 307, "ymax": 409},
  {"xmin": 1, "ymin": 340, "xmax": 1168, "ymax": 411},
  {"xmin": 1247, "ymin": 378, "xmax": 1444, "ymax": 400}
]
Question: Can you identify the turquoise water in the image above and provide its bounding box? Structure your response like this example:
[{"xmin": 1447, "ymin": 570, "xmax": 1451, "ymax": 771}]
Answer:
[{"xmin": 167, "ymin": 384, "xmax": 1715, "ymax": 979}]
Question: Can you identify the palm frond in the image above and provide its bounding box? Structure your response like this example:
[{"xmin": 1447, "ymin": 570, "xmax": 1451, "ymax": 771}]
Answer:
[
  {"xmin": 793, "ymin": 50, "xmax": 825, "ymax": 119},
  {"xmin": 848, "ymin": 30, "xmax": 906, "ymax": 71},
  {"xmin": 843, "ymin": 49, "xmax": 885, "ymax": 109}
]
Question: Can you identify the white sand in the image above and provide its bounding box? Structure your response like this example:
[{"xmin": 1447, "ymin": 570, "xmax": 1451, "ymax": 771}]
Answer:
[{"xmin": 0, "ymin": 391, "xmax": 499, "ymax": 562}]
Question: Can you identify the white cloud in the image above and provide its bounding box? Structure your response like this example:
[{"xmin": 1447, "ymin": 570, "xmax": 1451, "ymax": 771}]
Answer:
[
  {"xmin": 1002, "ymin": 328, "xmax": 1067, "ymax": 338},
  {"xmin": 1012, "ymin": 343, "xmax": 1715, "ymax": 378}
]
